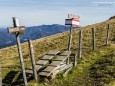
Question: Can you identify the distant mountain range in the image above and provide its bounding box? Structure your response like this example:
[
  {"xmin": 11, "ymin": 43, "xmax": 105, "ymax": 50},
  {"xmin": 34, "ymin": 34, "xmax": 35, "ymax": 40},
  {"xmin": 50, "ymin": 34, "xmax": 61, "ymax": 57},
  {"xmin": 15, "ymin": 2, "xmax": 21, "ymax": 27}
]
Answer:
[{"xmin": 0, "ymin": 24, "xmax": 79, "ymax": 48}]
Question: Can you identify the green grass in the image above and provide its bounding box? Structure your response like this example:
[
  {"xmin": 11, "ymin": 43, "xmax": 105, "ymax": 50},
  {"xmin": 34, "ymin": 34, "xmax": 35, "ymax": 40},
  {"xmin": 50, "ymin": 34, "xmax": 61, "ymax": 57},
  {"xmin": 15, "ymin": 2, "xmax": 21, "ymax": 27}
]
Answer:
[{"xmin": 0, "ymin": 18, "xmax": 115, "ymax": 86}]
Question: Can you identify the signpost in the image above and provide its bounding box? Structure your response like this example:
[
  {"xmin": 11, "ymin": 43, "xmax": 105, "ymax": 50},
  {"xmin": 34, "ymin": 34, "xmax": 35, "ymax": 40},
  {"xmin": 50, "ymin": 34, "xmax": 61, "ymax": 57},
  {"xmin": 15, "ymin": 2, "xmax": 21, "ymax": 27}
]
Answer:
[
  {"xmin": 8, "ymin": 17, "xmax": 27, "ymax": 86},
  {"xmin": 65, "ymin": 14, "xmax": 80, "ymax": 51}
]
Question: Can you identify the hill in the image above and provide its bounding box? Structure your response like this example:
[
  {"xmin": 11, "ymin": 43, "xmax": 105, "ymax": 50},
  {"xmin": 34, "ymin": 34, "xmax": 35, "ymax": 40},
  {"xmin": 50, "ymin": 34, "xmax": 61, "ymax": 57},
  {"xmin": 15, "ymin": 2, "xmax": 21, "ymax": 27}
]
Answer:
[
  {"xmin": 0, "ymin": 17, "xmax": 115, "ymax": 86},
  {"xmin": 0, "ymin": 24, "xmax": 77, "ymax": 48}
]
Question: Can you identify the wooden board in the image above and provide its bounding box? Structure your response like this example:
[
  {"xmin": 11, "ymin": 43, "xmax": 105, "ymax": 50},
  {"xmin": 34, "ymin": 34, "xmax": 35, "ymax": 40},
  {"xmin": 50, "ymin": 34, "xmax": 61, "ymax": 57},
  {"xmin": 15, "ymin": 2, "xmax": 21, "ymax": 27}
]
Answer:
[
  {"xmin": 36, "ymin": 60, "xmax": 49, "ymax": 66},
  {"xmin": 47, "ymin": 51, "xmax": 60, "ymax": 55},
  {"xmin": 25, "ymin": 69, "xmax": 33, "ymax": 74},
  {"xmin": 8, "ymin": 26, "xmax": 26, "ymax": 34},
  {"xmin": 49, "ymin": 61, "xmax": 62, "ymax": 67},
  {"xmin": 54, "ymin": 56, "xmax": 68, "ymax": 61},
  {"xmin": 40, "ymin": 55, "xmax": 54, "ymax": 60},
  {"xmin": 68, "ymin": 14, "xmax": 80, "ymax": 19},
  {"xmin": 38, "ymin": 72, "xmax": 50, "ymax": 77},
  {"xmin": 42, "ymin": 66, "xmax": 56, "ymax": 73}
]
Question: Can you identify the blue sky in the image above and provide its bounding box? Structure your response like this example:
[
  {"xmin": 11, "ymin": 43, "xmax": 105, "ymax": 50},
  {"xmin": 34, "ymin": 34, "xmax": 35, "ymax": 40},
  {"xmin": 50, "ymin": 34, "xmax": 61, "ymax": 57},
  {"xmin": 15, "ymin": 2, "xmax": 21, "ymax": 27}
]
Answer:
[{"xmin": 0, "ymin": 0, "xmax": 114, "ymax": 27}]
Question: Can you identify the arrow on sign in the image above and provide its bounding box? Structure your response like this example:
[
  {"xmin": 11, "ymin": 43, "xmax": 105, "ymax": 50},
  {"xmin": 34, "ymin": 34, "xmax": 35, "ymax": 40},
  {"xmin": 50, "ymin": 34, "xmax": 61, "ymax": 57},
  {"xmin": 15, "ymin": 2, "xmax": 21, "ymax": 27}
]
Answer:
[
  {"xmin": 68, "ymin": 14, "xmax": 80, "ymax": 19},
  {"xmin": 8, "ymin": 26, "xmax": 26, "ymax": 34}
]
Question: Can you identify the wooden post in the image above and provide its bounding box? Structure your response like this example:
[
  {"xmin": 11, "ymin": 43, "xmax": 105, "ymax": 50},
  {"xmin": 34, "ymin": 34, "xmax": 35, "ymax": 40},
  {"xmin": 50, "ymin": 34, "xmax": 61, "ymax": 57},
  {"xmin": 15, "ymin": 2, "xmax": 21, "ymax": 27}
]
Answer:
[
  {"xmin": 0, "ymin": 68, "xmax": 1, "ymax": 86},
  {"xmin": 92, "ymin": 28, "xmax": 95, "ymax": 50},
  {"xmin": 106, "ymin": 24, "xmax": 109, "ymax": 46},
  {"xmin": 73, "ymin": 54, "xmax": 77, "ymax": 66},
  {"xmin": 68, "ymin": 26, "xmax": 73, "ymax": 51},
  {"xmin": 78, "ymin": 29, "xmax": 82, "ymax": 58},
  {"xmin": 28, "ymin": 40, "xmax": 38, "ymax": 81},
  {"xmin": 67, "ymin": 26, "xmax": 73, "ymax": 64},
  {"xmin": 13, "ymin": 17, "xmax": 27, "ymax": 86}
]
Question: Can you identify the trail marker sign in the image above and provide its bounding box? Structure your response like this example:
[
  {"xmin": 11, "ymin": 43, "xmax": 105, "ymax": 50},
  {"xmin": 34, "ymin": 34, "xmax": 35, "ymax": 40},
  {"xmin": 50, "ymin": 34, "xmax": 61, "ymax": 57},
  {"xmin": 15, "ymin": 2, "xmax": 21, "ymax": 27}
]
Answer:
[
  {"xmin": 8, "ymin": 26, "xmax": 26, "ymax": 34},
  {"xmin": 65, "ymin": 19, "xmax": 80, "ymax": 26},
  {"xmin": 65, "ymin": 14, "xmax": 80, "ymax": 51},
  {"xmin": 8, "ymin": 17, "xmax": 26, "ymax": 34}
]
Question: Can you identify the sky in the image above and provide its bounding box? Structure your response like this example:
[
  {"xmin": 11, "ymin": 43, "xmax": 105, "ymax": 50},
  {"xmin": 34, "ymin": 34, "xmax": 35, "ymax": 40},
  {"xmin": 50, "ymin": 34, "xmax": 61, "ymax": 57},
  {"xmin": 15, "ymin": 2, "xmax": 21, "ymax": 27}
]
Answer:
[{"xmin": 0, "ymin": 0, "xmax": 115, "ymax": 27}]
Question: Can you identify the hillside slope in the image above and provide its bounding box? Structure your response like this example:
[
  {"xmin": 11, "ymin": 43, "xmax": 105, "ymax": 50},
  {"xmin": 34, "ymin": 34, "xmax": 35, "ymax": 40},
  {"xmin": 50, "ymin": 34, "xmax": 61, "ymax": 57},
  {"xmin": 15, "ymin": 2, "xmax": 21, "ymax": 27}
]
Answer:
[{"xmin": 0, "ymin": 18, "xmax": 115, "ymax": 86}]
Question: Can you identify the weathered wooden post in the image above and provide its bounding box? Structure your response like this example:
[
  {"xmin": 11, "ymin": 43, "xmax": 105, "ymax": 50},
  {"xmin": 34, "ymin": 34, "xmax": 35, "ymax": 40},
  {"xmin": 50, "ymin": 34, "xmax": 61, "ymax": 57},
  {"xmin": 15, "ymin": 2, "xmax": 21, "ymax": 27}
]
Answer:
[
  {"xmin": 78, "ymin": 29, "xmax": 82, "ymax": 58},
  {"xmin": 68, "ymin": 26, "xmax": 73, "ymax": 51},
  {"xmin": 92, "ymin": 28, "xmax": 95, "ymax": 50},
  {"xmin": 28, "ymin": 40, "xmax": 38, "ymax": 81},
  {"xmin": 73, "ymin": 54, "xmax": 77, "ymax": 66},
  {"xmin": 106, "ymin": 24, "xmax": 109, "ymax": 46},
  {"xmin": 0, "ymin": 64, "xmax": 2, "ymax": 86},
  {"xmin": 8, "ymin": 17, "xmax": 27, "ymax": 86}
]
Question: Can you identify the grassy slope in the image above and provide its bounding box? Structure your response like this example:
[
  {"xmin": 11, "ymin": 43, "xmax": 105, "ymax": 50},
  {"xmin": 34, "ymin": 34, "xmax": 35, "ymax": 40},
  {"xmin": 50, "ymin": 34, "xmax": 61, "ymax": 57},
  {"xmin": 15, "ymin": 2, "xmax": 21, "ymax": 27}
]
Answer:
[{"xmin": 0, "ymin": 18, "xmax": 115, "ymax": 86}]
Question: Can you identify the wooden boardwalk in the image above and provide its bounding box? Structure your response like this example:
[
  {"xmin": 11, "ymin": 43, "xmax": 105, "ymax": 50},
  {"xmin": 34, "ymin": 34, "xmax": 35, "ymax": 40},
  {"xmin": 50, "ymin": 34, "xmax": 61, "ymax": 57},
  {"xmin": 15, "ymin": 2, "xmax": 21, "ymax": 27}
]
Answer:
[
  {"xmin": 39, "ymin": 51, "xmax": 71, "ymax": 77},
  {"xmin": 26, "ymin": 51, "xmax": 60, "ymax": 74}
]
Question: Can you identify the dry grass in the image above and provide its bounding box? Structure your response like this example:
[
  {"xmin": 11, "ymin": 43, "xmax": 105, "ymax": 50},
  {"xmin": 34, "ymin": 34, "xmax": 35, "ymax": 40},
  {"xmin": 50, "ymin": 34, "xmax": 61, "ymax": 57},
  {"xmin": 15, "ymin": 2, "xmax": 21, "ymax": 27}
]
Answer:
[{"xmin": 0, "ymin": 18, "xmax": 115, "ymax": 86}]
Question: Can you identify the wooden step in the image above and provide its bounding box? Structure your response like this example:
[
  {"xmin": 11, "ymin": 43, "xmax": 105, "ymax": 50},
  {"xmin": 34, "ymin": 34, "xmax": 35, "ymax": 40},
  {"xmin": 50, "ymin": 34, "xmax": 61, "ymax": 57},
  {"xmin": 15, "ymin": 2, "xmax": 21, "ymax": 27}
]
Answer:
[
  {"xmin": 26, "ymin": 50, "xmax": 59, "ymax": 74},
  {"xmin": 36, "ymin": 60, "xmax": 49, "ymax": 66},
  {"xmin": 49, "ymin": 61, "xmax": 62, "ymax": 67},
  {"xmin": 39, "ymin": 51, "xmax": 71, "ymax": 77},
  {"xmin": 42, "ymin": 66, "xmax": 56, "ymax": 73}
]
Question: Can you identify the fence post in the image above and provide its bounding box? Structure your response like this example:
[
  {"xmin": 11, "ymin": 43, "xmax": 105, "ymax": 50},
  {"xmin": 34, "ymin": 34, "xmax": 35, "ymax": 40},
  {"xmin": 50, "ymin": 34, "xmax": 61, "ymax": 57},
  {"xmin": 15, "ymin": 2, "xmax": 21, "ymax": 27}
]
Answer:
[
  {"xmin": 28, "ymin": 40, "xmax": 38, "ymax": 81},
  {"xmin": 78, "ymin": 29, "xmax": 82, "ymax": 58},
  {"xmin": 0, "ymin": 64, "xmax": 2, "ymax": 86},
  {"xmin": 92, "ymin": 28, "xmax": 95, "ymax": 50},
  {"xmin": 73, "ymin": 54, "xmax": 77, "ymax": 66},
  {"xmin": 13, "ymin": 17, "xmax": 27, "ymax": 86},
  {"xmin": 106, "ymin": 24, "xmax": 109, "ymax": 46},
  {"xmin": 68, "ymin": 26, "xmax": 73, "ymax": 51}
]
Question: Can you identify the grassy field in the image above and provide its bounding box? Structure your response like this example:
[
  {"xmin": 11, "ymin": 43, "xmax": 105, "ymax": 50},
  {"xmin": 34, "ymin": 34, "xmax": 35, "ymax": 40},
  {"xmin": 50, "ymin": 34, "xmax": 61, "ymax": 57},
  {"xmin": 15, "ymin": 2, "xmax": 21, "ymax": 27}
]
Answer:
[{"xmin": 0, "ymin": 18, "xmax": 115, "ymax": 86}]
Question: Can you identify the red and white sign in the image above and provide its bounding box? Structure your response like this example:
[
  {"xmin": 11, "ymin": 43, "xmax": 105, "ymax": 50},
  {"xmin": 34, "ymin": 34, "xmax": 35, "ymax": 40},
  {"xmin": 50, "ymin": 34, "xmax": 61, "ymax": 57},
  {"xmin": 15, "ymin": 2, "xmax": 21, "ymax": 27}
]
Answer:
[{"xmin": 65, "ymin": 19, "xmax": 80, "ymax": 26}]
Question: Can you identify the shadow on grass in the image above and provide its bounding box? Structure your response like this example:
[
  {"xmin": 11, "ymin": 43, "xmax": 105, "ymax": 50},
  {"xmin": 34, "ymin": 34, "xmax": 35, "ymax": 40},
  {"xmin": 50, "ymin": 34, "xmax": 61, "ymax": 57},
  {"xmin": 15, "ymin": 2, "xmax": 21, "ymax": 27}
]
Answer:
[
  {"xmin": 89, "ymin": 54, "xmax": 115, "ymax": 86},
  {"xmin": 3, "ymin": 71, "xmax": 33, "ymax": 86}
]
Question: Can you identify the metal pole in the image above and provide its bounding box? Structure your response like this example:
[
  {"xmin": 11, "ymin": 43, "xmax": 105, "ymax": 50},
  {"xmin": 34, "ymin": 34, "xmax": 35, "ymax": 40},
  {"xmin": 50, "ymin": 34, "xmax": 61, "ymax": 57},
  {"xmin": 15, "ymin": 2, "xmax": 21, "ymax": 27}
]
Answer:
[
  {"xmin": 106, "ymin": 24, "xmax": 109, "ymax": 46},
  {"xmin": 92, "ymin": 28, "xmax": 95, "ymax": 50},
  {"xmin": 68, "ymin": 26, "xmax": 73, "ymax": 51},
  {"xmin": 13, "ymin": 17, "xmax": 27, "ymax": 86},
  {"xmin": 28, "ymin": 40, "xmax": 38, "ymax": 81},
  {"xmin": 78, "ymin": 29, "xmax": 82, "ymax": 58}
]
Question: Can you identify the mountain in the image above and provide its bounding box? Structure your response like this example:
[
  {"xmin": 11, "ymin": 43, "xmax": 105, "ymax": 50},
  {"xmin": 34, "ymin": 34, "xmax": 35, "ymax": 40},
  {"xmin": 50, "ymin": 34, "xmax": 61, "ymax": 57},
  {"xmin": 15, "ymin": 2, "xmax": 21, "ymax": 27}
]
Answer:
[
  {"xmin": 0, "ymin": 24, "xmax": 79, "ymax": 48},
  {"xmin": 1, "ymin": 17, "xmax": 115, "ymax": 86}
]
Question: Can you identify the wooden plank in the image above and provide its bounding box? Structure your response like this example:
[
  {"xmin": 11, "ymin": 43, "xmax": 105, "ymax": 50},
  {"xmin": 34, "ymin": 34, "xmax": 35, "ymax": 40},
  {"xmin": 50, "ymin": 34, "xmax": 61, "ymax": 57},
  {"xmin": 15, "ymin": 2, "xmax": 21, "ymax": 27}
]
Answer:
[
  {"xmin": 57, "ymin": 63, "xmax": 73, "ymax": 71},
  {"xmin": 36, "ymin": 60, "xmax": 49, "ymax": 66},
  {"xmin": 54, "ymin": 56, "xmax": 68, "ymax": 61},
  {"xmin": 26, "ymin": 65, "xmax": 43, "ymax": 74},
  {"xmin": 68, "ymin": 14, "xmax": 80, "ymax": 19},
  {"xmin": 25, "ymin": 69, "xmax": 33, "ymax": 74},
  {"xmin": 49, "ymin": 61, "xmax": 62, "ymax": 67},
  {"xmin": 42, "ymin": 66, "xmax": 56, "ymax": 73},
  {"xmin": 40, "ymin": 55, "xmax": 54, "ymax": 60},
  {"xmin": 47, "ymin": 51, "xmax": 60, "ymax": 55},
  {"xmin": 29, "ymin": 65, "xmax": 43, "ymax": 71},
  {"xmin": 39, "ymin": 72, "xmax": 50, "ymax": 77},
  {"xmin": 8, "ymin": 26, "xmax": 26, "ymax": 34}
]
